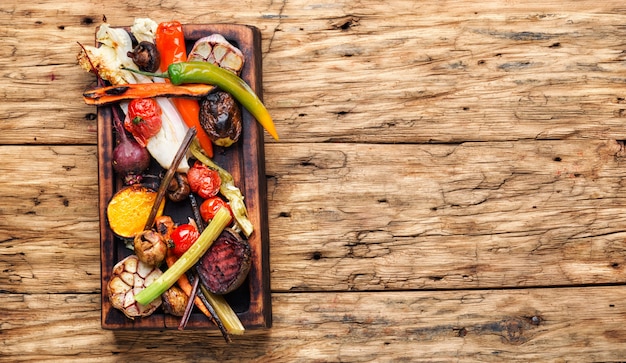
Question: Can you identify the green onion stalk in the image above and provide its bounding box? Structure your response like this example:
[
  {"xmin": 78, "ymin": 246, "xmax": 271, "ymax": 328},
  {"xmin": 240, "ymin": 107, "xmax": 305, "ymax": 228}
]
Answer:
[{"xmin": 134, "ymin": 206, "xmax": 231, "ymax": 305}]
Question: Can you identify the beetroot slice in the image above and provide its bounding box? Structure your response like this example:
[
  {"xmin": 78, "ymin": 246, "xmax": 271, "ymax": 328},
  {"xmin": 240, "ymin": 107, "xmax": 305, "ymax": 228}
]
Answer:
[{"xmin": 197, "ymin": 228, "xmax": 251, "ymax": 294}]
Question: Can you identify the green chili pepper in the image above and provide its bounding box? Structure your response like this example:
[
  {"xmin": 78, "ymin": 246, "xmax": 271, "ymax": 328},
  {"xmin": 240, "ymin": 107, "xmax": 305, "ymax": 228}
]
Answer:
[{"xmin": 126, "ymin": 62, "xmax": 279, "ymax": 140}]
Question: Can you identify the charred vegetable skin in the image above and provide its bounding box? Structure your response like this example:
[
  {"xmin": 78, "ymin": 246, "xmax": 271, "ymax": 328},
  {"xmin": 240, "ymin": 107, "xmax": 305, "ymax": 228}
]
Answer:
[
  {"xmin": 125, "ymin": 98, "xmax": 162, "ymax": 147},
  {"xmin": 156, "ymin": 21, "xmax": 215, "ymax": 158},
  {"xmin": 133, "ymin": 229, "xmax": 168, "ymax": 267},
  {"xmin": 108, "ymin": 255, "xmax": 163, "ymax": 319},
  {"xmin": 200, "ymin": 91, "xmax": 242, "ymax": 147},
  {"xmin": 126, "ymin": 61, "xmax": 279, "ymax": 140},
  {"xmin": 82, "ymin": 83, "xmax": 215, "ymax": 105},
  {"xmin": 127, "ymin": 41, "xmax": 160, "ymax": 72},
  {"xmin": 197, "ymin": 228, "xmax": 251, "ymax": 295},
  {"xmin": 167, "ymin": 173, "xmax": 190, "ymax": 202}
]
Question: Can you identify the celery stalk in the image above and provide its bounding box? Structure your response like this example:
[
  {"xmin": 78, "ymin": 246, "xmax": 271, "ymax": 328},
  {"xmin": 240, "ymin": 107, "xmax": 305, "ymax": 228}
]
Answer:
[
  {"xmin": 199, "ymin": 284, "xmax": 245, "ymax": 335},
  {"xmin": 134, "ymin": 207, "xmax": 231, "ymax": 305}
]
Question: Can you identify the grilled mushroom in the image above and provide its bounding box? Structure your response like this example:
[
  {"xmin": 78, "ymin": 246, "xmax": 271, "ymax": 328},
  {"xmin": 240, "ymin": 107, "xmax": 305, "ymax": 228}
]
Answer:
[
  {"xmin": 134, "ymin": 229, "xmax": 167, "ymax": 267},
  {"xmin": 161, "ymin": 285, "xmax": 189, "ymax": 317},
  {"xmin": 127, "ymin": 41, "xmax": 160, "ymax": 72},
  {"xmin": 167, "ymin": 173, "xmax": 191, "ymax": 202}
]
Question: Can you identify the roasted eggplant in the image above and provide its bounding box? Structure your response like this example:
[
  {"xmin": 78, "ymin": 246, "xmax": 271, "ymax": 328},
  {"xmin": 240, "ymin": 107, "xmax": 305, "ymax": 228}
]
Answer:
[{"xmin": 199, "ymin": 91, "xmax": 242, "ymax": 147}]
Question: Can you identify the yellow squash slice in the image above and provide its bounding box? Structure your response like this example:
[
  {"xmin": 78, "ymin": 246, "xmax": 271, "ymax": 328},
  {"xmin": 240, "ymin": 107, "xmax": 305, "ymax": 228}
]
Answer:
[{"xmin": 106, "ymin": 185, "xmax": 165, "ymax": 238}]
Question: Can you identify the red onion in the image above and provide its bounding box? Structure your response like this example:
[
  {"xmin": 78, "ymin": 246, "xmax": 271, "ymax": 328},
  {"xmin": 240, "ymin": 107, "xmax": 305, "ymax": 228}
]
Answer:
[
  {"xmin": 112, "ymin": 106, "xmax": 151, "ymax": 185},
  {"xmin": 78, "ymin": 43, "xmax": 150, "ymax": 185}
]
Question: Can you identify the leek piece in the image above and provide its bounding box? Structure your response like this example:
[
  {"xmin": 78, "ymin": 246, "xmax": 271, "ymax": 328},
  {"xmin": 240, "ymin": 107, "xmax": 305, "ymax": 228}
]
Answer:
[
  {"xmin": 134, "ymin": 207, "xmax": 231, "ymax": 305},
  {"xmin": 199, "ymin": 284, "xmax": 245, "ymax": 335},
  {"xmin": 190, "ymin": 139, "xmax": 254, "ymax": 237}
]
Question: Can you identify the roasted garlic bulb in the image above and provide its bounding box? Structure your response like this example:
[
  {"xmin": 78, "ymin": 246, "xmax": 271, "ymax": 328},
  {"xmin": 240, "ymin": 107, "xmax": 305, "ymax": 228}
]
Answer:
[{"xmin": 108, "ymin": 255, "xmax": 162, "ymax": 318}]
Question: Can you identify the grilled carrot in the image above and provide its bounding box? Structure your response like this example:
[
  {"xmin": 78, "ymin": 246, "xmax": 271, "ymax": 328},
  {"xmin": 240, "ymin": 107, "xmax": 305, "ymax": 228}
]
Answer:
[
  {"xmin": 165, "ymin": 251, "xmax": 213, "ymax": 320},
  {"xmin": 82, "ymin": 82, "xmax": 214, "ymax": 105}
]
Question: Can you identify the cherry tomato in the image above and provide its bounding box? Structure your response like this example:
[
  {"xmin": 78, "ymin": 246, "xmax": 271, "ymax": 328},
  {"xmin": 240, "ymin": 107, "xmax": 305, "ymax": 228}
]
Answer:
[
  {"xmin": 187, "ymin": 161, "xmax": 221, "ymax": 199},
  {"xmin": 200, "ymin": 197, "xmax": 233, "ymax": 224},
  {"xmin": 170, "ymin": 223, "xmax": 200, "ymax": 257},
  {"xmin": 125, "ymin": 98, "xmax": 162, "ymax": 147}
]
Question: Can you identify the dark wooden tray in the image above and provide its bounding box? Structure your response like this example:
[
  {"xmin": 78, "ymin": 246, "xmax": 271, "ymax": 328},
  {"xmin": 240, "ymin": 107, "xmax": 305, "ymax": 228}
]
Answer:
[{"xmin": 97, "ymin": 24, "xmax": 271, "ymax": 330}]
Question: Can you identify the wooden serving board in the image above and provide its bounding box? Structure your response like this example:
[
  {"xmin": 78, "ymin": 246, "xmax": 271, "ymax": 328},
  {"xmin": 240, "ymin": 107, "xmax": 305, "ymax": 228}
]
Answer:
[{"xmin": 97, "ymin": 24, "xmax": 271, "ymax": 330}]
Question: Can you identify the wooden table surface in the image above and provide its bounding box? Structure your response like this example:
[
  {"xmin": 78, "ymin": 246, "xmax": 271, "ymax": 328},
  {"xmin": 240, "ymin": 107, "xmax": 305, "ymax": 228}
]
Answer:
[{"xmin": 2, "ymin": 1, "xmax": 626, "ymax": 361}]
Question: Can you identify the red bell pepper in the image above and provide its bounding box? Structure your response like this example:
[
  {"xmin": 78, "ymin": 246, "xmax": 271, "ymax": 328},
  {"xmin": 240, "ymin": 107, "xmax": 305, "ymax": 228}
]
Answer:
[{"xmin": 156, "ymin": 21, "xmax": 214, "ymax": 157}]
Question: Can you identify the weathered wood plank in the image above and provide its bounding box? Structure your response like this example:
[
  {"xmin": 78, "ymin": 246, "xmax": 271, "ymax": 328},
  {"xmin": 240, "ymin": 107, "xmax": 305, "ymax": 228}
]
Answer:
[
  {"xmin": 266, "ymin": 140, "xmax": 626, "ymax": 291},
  {"xmin": 1, "ymin": 1, "xmax": 626, "ymax": 144},
  {"xmin": 0, "ymin": 145, "xmax": 100, "ymax": 293},
  {"xmin": 2, "ymin": 0, "xmax": 626, "ymax": 361},
  {"xmin": 2, "ymin": 287, "xmax": 625, "ymax": 362},
  {"xmin": 2, "ymin": 141, "xmax": 626, "ymax": 294}
]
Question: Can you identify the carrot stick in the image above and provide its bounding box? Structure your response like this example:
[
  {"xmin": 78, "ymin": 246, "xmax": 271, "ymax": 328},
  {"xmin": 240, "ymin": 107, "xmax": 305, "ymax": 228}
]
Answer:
[
  {"xmin": 165, "ymin": 251, "xmax": 213, "ymax": 320},
  {"xmin": 156, "ymin": 21, "xmax": 214, "ymax": 157},
  {"xmin": 82, "ymin": 83, "xmax": 215, "ymax": 105},
  {"xmin": 172, "ymin": 98, "xmax": 214, "ymax": 157}
]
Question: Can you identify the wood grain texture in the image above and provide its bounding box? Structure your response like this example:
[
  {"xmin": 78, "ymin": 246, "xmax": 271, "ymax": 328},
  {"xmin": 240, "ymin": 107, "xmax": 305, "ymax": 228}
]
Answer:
[
  {"xmin": 3, "ymin": 142, "xmax": 624, "ymax": 294},
  {"xmin": 1, "ymin": 1, "xmax": 626, "ymax": 144},
  {"xmin": 1, "ymin": 287, "xmax": 626, "ymax": 362},
  {"xmin": 266, "ymin": 140, "xmax": 626, "ymax": 291},
  {"xmin": 1, "ymin": 0, "xmax": 626, "ymax": 361}
]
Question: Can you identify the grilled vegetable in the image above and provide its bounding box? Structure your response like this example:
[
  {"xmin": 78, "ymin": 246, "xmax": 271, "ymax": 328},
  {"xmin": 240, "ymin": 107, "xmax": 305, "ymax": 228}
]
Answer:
[
  {"xmin": 198, "ymin": 282, "xmax": 245, "ymax": 336},
  {"xmin": 125, "ymin": 98, "xmax": 162, "ymax": 147},
  {"xmin": 82, "ymin": 83, "xmax": 215, "ymax": 105},
  {"xmin": 124, "ymin": 61, "xmax": 279, "ymax": 140},
  {"xmin": 133, "ymin": 229, "xmax": 167, "ymax": 267},
  {"xmin": 106, "ymin": 185, "xmax": 165, "ymax": 239},
  {"xmin": 154, "ymin": 215, "xmax": 176, "ymax": 241},
  {"xmin": 200, "ymin": 196, "xmax": 233, "ymax": 224},
  {"xmin": 111, "ymin": 105, "xmax": 150, "ymax": 185},
  {"xmin": 77, "ymin": 22, "xmax": 153, "ymax": 85},
  {"xmin": 156, "ymin": 21, "xmax": 214, "ymax": 158},
  {"xmin": 161, "ymin": 285, "xmax": 189, "ymax": 317},
  {"xmin": 187, "ymin": 160, "xmax": 221, "ymax": 200},
  {"xmin": 199, "ymin": 90, "xmax": 242, "ymax": 147},
  {"xmin": 188, "ymin": 34, "xmax": 245, "ymax": 75},
  {"xmin": 190, "ymin": 140, "xmax": 254, "ymax": 236},
  {"xmin": 108, "ymin": 254, "xmax": 162, "ymax": 318},
  {"xmin": 127, "ymin": 41, "xmax": 160, "ymax": 72},
  {"xmin": 167, "ymin": 173, "xmax": 190, "ymax": 202},
  {"xmin": 134, "ymin": 206, "xmax": 232, "ymax": 305},
  {"xmin": 197, "ymin": 228, "xmax": 251, "ymax": 294},
  {"xmin": 170, "ymin": 223, "xmax": 200, "ymax": 258}
]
